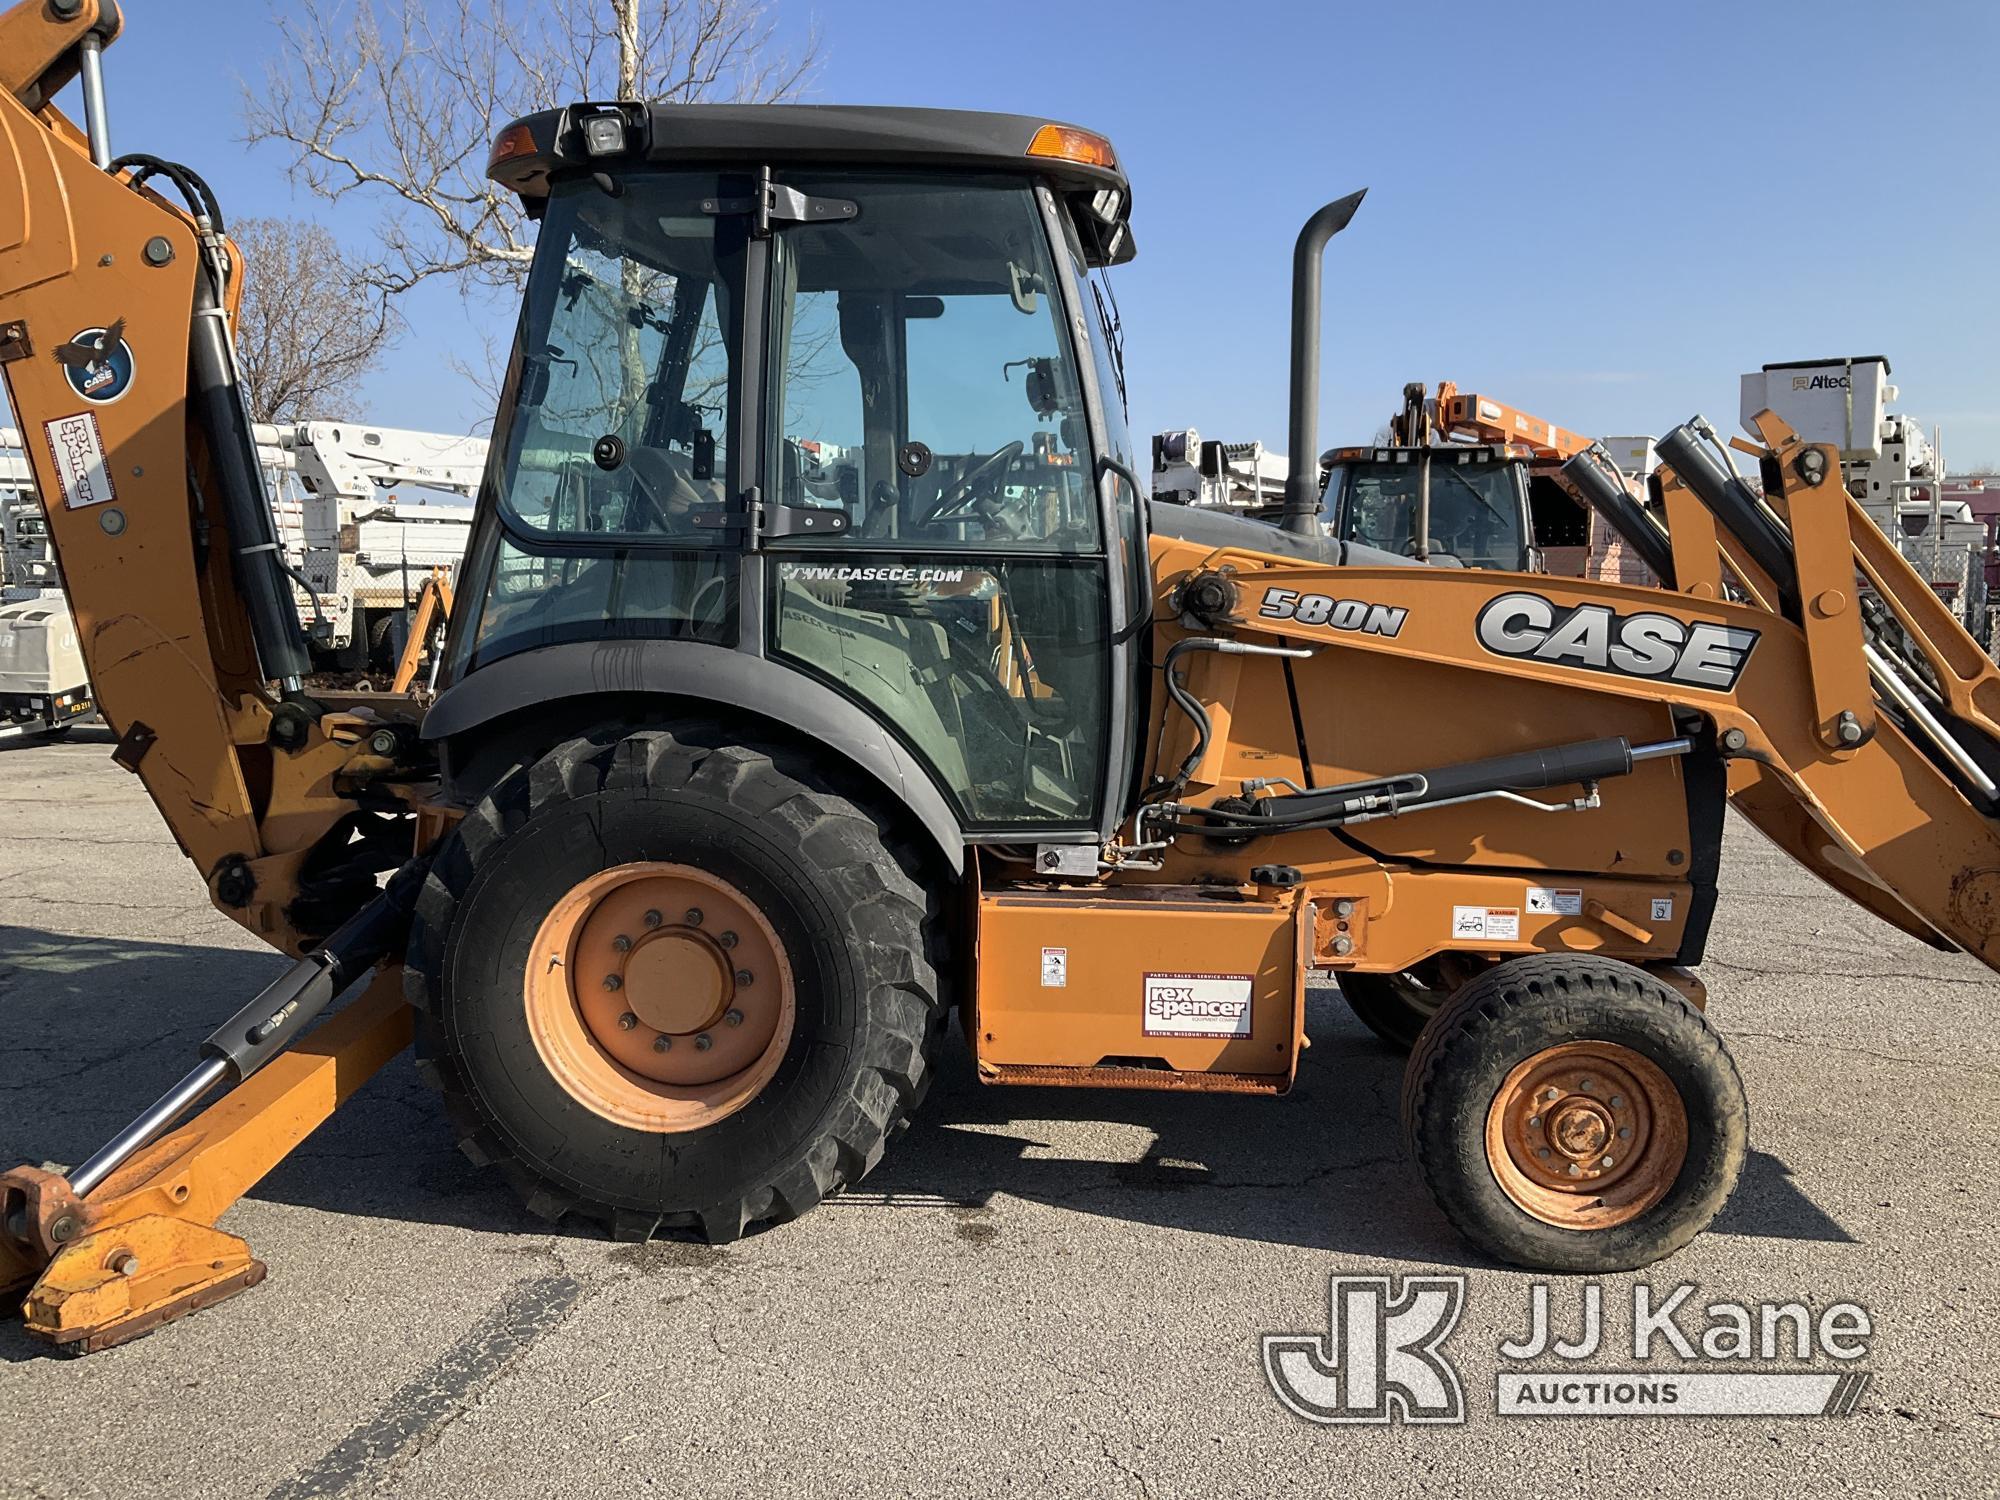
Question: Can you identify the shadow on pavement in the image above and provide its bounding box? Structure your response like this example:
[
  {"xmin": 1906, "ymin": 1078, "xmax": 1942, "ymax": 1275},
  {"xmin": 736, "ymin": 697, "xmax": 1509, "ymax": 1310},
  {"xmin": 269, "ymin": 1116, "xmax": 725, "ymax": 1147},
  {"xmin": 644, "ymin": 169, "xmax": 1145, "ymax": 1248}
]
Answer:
[
  {"xmin": 0, "ymin": 925, "xmax": 1854, "ymax": 1270},
  {"xmin": 0, "ymin": 722, "xmax": 117, "ymax": 754}
]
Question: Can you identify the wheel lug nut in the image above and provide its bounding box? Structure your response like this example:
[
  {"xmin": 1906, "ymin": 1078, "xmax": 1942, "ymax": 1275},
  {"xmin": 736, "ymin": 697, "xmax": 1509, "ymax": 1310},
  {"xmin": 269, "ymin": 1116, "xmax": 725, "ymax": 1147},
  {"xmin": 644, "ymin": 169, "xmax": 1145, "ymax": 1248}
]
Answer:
[
  {"xmin": 653, "ymin": 1035, "xmax": 672, "ymax": 1052},
  {"xmin": 1601, "ymin": 1155, "xmax": 1615, "ymax": 1167},
  {"xmin": 685, "ymin": 907, "xmax": 703, "ymax": 926},
  {"xmin": 1578, "ymin": 1078, "xmax": 1593, "ymax": 1093},
  {"xmin": 1609, "ymin": 1094, "xmax": 1623, "ymax": 1108},
  {"xmin": 1567, "ymin": 1163, "xmax": 1582, "ymax": 1177},
  {"xmin": 1528, "ymin": 1115, "xmax": 1541, "ymax": 1129},
  {"xmin": 612, "ymin": 935, "xmax": 632, "ymax": 953},
  {"xmin": 617, "ymin": 1011, "xmax": 637, "ymax": 1030},
  {"xmin": 643, "ymin": 909, "xmax": 663, "ymax": 929},
  {"xmin": 725, "ymin": 1008, "xmax": 744, "ymax": 1027},
  {"xmin": 1618, "ymin": 1126, "xmax": 1631, "ymax": 1139},
  {"xmin": 694, "ymin": 1032, "xmax": 713, "ymax": 1051},
  {"xmin": 719, "ymin": 931, "xmax": 739, "ymax": 950},
  {"xmin": 1542, "ymin": 1087, "xmax": 1559, "ymax": 1102},
  {"xmin": 603, "ymin": 974, "xmax": 623, "ymax": 991},
  {"xmin": 735, "ymin": 969, "xmax": 753, "ymax": 986},
  {"xmin": 1537, "ymin": 1147, "xmax": 1551, "ymax": 1159}
]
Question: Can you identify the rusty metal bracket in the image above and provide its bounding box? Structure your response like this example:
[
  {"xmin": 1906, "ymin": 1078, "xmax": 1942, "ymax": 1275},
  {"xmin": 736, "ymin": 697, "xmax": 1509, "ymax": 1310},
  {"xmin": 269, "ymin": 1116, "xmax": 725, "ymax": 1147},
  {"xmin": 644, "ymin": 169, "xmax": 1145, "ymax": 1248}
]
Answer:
[{"xmin": 0, "ymin": 319, "xmax": 31, "ymax": 362}]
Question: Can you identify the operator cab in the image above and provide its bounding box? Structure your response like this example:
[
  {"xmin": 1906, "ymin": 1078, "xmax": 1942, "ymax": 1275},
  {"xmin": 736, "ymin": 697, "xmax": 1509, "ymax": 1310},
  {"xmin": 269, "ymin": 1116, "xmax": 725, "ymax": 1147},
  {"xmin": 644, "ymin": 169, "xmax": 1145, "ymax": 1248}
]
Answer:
[{"xmin": 447, "ymin": 104, "xmax": 1145, "ymax": 838}]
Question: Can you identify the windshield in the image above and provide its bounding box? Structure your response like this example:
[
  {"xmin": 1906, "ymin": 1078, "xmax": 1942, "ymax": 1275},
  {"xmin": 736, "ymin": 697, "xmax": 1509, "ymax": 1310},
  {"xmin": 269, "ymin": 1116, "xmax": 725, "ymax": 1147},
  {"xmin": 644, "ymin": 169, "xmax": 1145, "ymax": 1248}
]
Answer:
[{"xmin": 1327, "ymin": 456, "xmax": 1526, "ymax": 568}]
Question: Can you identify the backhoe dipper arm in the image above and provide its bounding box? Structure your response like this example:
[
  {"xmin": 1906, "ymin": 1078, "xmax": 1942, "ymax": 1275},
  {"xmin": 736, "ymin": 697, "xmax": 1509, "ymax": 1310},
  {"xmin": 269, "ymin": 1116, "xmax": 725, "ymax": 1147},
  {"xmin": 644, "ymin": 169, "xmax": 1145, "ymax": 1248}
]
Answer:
[{"xmin": 0, "ymin": 0, "xmax": 388, "ymax": 953}]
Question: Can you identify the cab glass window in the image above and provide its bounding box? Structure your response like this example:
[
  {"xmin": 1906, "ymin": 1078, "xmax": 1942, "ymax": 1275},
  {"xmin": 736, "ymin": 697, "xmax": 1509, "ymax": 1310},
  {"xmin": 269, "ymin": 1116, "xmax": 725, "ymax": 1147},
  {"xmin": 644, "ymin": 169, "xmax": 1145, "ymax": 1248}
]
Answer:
[
  {"xmin": 494, "ymin": 172, "xmax": 743, "ymax": 544},
  {"xmin": 767, "ymin": 174, "xmax": 1098, "ymax": 551}
]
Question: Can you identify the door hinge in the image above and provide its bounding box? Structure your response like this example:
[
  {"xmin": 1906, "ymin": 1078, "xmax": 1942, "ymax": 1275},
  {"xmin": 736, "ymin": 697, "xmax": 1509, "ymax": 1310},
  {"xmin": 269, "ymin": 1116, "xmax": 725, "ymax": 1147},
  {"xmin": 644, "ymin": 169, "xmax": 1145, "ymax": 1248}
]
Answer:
[
  {"xmin": 701, "ymin": 167, "xmax": 858, "ymax": 237},
  {"xmin": 0, "ymin": 321, "xmax": 31, "ymax": 362},
  {"xmin": 691, "ymin": 487, "xmax": 850, "ymax": 541}
]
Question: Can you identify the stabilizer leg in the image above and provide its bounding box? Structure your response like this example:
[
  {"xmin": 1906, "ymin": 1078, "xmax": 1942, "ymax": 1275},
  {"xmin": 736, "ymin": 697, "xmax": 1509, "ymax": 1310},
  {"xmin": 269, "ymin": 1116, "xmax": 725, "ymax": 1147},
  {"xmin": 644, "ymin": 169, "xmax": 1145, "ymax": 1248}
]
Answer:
[{"xmin": 2, "ymin": 969, "xmax": 411, "ymax": 1353}]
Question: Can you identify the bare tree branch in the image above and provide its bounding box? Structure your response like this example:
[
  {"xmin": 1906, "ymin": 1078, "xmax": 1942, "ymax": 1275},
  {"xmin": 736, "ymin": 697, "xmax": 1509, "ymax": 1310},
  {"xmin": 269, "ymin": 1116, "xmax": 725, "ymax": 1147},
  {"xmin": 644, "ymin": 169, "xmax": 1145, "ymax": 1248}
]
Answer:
[
  {"xmin": 232, "ymin": 216, "xmax": 398, "ymax": 423},
  {"xmin": 244, "ymin": 0, "xmax": 822, "ymax": 305}
]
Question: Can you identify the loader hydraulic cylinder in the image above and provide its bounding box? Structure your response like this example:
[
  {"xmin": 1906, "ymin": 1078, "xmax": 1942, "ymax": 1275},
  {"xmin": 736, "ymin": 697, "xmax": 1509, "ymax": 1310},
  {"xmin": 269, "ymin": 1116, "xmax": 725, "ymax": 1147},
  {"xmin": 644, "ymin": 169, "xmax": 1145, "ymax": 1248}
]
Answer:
[
  {"xmin": 1656, "ymin": 422, "xmax": 1799, "ymax": 618},
  {"xmin": 1561, "ymin": 445, "xmax": 1678, "ymax": 587}
]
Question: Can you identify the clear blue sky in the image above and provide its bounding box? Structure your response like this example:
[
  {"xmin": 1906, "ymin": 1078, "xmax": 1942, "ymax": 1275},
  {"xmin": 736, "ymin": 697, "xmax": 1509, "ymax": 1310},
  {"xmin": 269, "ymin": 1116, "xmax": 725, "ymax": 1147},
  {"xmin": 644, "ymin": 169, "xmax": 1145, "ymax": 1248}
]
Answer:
[{"xmin": 45, "ymin": 0, "xmax": 2000, "ymax": 465}]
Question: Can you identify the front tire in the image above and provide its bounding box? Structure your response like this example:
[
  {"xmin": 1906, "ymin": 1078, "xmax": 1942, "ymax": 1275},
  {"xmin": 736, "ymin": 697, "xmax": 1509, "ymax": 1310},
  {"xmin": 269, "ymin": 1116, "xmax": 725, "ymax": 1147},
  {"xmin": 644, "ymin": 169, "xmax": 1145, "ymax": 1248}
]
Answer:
[
  {"xmin": 1401, "ymin": 954, "xmax": 1746, "ymax": 1271},
  {"xmin": 407, "ymin": 726, "xmax": 947, "ymax": 1242}
]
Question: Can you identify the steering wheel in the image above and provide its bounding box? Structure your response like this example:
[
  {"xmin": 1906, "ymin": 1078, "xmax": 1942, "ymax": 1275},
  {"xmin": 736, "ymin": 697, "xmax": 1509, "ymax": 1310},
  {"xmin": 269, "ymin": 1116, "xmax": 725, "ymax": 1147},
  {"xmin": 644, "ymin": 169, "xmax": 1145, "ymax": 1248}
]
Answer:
[{"xmin": 920, "ymin": 441, "xmax": 1025, "ymax": 525}]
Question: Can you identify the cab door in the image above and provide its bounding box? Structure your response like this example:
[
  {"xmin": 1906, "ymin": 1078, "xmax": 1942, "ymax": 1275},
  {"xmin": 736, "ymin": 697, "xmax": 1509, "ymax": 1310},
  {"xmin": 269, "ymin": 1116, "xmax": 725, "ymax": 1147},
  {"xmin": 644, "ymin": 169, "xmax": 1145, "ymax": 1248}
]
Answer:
[{"xmin": 755, "ymin": 170, "xmax": 1126, "ymax": 839}]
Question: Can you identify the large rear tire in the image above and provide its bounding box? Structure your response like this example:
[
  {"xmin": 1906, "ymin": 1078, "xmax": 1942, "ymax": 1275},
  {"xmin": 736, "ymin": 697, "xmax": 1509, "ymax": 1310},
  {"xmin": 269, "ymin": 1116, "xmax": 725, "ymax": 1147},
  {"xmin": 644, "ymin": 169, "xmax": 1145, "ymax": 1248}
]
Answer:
[
  {"xmin": 1401, "ymin": 954, "xmax": 1746, "ymax": 1271},
  {"xmin": 407, "ymin": 726, "xmax": 947, "ymax": 1242}
]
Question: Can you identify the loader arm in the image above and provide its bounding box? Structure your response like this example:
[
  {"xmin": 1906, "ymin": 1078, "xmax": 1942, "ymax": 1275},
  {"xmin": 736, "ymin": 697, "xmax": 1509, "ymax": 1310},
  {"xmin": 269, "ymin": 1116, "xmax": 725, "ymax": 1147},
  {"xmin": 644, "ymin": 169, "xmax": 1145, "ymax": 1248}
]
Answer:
[
  {"xmin": 1145, "ymin": 411, "xmax": 2000, "ymax": 974},
  {"xmin": 0, "ymin": 0, "xmax": 409, "ymax": 954}
]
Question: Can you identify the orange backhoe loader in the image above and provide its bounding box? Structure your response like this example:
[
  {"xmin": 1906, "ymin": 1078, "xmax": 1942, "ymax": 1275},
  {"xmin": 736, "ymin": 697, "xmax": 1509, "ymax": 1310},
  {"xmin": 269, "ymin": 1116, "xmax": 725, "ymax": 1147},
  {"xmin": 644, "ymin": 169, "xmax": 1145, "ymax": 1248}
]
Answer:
[{"xmin": 5, "ymin": 2, "xmax": 2000, "ymax": 1355}]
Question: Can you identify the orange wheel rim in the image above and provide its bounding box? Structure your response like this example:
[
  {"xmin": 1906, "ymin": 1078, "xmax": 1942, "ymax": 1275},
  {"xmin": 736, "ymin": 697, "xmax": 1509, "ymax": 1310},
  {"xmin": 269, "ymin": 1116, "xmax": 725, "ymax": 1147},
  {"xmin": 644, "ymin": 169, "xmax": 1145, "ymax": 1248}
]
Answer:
[
  {"xmin": 1483, "ymin": 1041, "xmax": 1687, "ymax": 1230},
  {"xmin": 523, "ymin": 862, "xmax": 795, "ymax": 1133}
]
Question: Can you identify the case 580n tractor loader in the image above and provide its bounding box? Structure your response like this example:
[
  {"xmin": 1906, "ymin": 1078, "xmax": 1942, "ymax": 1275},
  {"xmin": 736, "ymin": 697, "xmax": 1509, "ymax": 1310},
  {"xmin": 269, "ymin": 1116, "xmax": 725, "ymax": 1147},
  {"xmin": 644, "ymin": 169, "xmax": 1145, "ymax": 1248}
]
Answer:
[{"xmin": 5, "ymin": 2, "xmax": 2000, "ymax": 1354}]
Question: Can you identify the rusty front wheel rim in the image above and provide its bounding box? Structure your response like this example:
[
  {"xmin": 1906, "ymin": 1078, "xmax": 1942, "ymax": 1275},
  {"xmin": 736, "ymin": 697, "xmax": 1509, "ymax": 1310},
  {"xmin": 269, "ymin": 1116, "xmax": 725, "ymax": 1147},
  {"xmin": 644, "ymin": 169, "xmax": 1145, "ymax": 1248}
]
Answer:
[
  {"xmin": 524, "ymin": 862, "xmax": 795, "ymax": 1133},
  {"xmin": 1484, "ymin": 1041, "xmax": 1687, "ymax": 1230}
]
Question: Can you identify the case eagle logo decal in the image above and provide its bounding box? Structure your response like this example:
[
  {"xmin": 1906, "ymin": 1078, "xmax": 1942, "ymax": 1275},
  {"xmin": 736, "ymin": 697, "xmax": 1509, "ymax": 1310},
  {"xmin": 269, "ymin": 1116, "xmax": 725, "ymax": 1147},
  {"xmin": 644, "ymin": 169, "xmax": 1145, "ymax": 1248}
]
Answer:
[{"xmin": 54, "ymin": 319, "xmax": 135, "ymax": 403}]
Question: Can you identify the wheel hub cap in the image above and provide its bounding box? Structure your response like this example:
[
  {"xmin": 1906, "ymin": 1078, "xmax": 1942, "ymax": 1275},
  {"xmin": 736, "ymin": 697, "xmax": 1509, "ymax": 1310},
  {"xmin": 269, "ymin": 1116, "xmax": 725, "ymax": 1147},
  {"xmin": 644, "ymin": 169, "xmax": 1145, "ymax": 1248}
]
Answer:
[
  {"xmin": 523, "ymin": 862, "xmax": 795, "ymax": 1131},
  {"xmin": 1483, "ymin": 1040, "xmax": 1688, "ymax": 1230}
]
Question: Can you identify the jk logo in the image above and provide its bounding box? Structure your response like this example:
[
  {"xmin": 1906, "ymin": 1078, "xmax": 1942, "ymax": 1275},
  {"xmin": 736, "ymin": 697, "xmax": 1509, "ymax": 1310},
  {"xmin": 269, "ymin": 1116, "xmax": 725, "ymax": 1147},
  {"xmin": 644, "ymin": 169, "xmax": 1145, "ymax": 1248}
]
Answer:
[{"xmin": 1263, "ymin": 1275, "xmax": 1467, "ymax": 1425}]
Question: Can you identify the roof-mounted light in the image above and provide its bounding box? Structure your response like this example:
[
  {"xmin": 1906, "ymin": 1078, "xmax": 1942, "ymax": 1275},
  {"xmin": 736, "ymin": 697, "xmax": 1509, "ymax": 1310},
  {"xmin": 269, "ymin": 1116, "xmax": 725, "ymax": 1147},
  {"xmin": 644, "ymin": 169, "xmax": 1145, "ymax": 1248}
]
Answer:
[
  {"xmin": 1026, "ymin": 123, "xmax": 1118, "ymax": 171},
  {"xmin": 486, "ymin": 122, "xmax": 537, "ymax": 172},
  {"xmin": 581, "ymin": 117, "xmax": 626, "ymax": 157}
]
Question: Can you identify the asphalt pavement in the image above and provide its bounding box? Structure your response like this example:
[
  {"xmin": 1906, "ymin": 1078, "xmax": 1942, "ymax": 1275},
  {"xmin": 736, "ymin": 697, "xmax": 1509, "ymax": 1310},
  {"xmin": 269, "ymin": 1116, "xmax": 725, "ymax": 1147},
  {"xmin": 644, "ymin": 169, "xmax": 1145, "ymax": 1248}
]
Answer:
[{"xmin": 0, "ymin": 729, "xmax": 1994, "ymax": 1498}]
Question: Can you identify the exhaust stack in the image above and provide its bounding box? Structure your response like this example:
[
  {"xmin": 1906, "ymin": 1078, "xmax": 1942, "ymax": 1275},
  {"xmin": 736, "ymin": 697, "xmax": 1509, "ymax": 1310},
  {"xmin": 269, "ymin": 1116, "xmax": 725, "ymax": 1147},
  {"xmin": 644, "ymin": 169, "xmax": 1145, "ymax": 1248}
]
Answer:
[{"xmin": 1281, "ymin": 190, "xmax": 1368, "ymax": 535}]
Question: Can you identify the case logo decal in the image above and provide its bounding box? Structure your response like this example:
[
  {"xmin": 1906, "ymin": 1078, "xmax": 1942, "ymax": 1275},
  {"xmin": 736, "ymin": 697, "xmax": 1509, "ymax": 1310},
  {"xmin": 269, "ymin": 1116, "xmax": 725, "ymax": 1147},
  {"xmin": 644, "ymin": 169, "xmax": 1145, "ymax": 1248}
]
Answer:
[
  {"xmin": 1476, "ymin": 592, "xmax": 1758, "ymax": 692},
  {"xmin": 54, "ymin": 319, "xmax": 135, "ymax": 404}
]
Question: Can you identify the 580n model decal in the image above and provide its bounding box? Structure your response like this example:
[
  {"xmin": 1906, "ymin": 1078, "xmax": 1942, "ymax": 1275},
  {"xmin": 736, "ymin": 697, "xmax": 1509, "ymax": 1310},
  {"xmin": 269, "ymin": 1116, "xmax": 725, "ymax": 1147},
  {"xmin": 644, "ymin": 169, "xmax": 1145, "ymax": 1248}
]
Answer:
[
  {"xmin": 1259, "ymin": 587, "xmax": 1408, "ymax": 637},
  {"xmin": 1476, "ymin": 591, "xmax": 1760, "ymax": 692}
]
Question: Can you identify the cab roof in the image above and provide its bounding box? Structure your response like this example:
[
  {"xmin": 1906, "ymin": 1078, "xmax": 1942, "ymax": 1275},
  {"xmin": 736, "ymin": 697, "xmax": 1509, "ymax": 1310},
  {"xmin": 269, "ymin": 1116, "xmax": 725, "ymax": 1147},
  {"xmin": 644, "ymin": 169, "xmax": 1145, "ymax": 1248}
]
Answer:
[{"xmin": 487, "ymin": 102, "xmax": 1134, "ymax": 264}]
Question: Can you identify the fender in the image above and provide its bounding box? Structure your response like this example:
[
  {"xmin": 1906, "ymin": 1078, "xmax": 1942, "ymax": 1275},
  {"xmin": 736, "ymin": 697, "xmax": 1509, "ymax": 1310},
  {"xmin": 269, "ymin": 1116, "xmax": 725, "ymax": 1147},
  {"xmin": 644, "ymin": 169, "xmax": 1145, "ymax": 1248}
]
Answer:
[{"xmin": 422, "ymin": 640, "xmax": 964, "ymax": 872}]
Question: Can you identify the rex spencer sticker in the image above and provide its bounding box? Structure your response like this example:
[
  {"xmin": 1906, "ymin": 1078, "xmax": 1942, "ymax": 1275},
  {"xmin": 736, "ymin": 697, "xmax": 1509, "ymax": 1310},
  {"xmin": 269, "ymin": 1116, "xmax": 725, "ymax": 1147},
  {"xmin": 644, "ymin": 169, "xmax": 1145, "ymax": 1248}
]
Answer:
[
  {"xmin": 43, "ymin": 412, "xmax": 116, "ymax": 508},
  {"xmin": 1526, "ymin": 887, "xmax": 1583, "ymax": 916},
  {"xmin": 1143, "ymin": 972, "xmax": 1253, "ymax": 1039},
  {"xmin": 1452, "ymin": 906, "xmax": 1521, "ymax": 941},
  {"xmin": 1040, "ymin": 947, "xmax": 1068, "ymax": 988}
]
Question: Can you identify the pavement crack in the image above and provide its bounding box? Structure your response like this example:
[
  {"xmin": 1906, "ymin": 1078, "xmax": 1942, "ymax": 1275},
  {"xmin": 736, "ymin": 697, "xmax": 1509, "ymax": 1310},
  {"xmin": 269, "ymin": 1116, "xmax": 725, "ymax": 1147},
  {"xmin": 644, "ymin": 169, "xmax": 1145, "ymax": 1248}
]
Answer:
[
  {"xmin": 265, "ymin": 1270, "xmax": 585, "ymax": 1500},
  {"xmin": 1726, "ymin": 1028, "xmax": 2000, "ymax": 1077}
]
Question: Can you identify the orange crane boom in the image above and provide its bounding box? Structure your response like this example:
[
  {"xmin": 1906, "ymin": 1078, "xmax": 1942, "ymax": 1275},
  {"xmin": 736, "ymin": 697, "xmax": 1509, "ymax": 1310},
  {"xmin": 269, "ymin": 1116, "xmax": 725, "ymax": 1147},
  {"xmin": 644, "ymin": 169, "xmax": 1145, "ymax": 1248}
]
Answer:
[{"xmin": 1436, "ymin": 381, "xmax": 1594, "ymax": 459}]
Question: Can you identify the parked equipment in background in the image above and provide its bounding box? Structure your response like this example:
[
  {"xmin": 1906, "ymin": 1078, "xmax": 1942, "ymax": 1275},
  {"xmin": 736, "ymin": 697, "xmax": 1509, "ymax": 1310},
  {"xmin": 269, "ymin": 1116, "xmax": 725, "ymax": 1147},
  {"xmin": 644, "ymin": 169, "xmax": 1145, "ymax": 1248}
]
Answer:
[
  {"xmin": 7, "ymin": 5, "xmax": 2000, "ymax": 1355},
  {"xmin": 1741, "ymin": 357, "xmax": 1988, "ymax": 646},
  {"xmin": 1151, "ymin": 429, "xmax": 1287, "ymax": 511},
  {"xmin": 1317, "ymin": 381, "xmax": 1606, "ymax": 575},
  {"xmin": 254, "ymin": 421, "xmax": 487, "ymax": 674}
]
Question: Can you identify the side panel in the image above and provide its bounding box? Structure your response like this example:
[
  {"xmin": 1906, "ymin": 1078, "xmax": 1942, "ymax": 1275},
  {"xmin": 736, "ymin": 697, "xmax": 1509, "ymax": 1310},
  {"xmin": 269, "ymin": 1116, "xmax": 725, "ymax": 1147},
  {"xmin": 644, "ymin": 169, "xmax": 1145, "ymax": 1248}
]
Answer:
[{"xmin": 973, "ymin": 889, "xmax": 1307, "ymax": 1088}]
